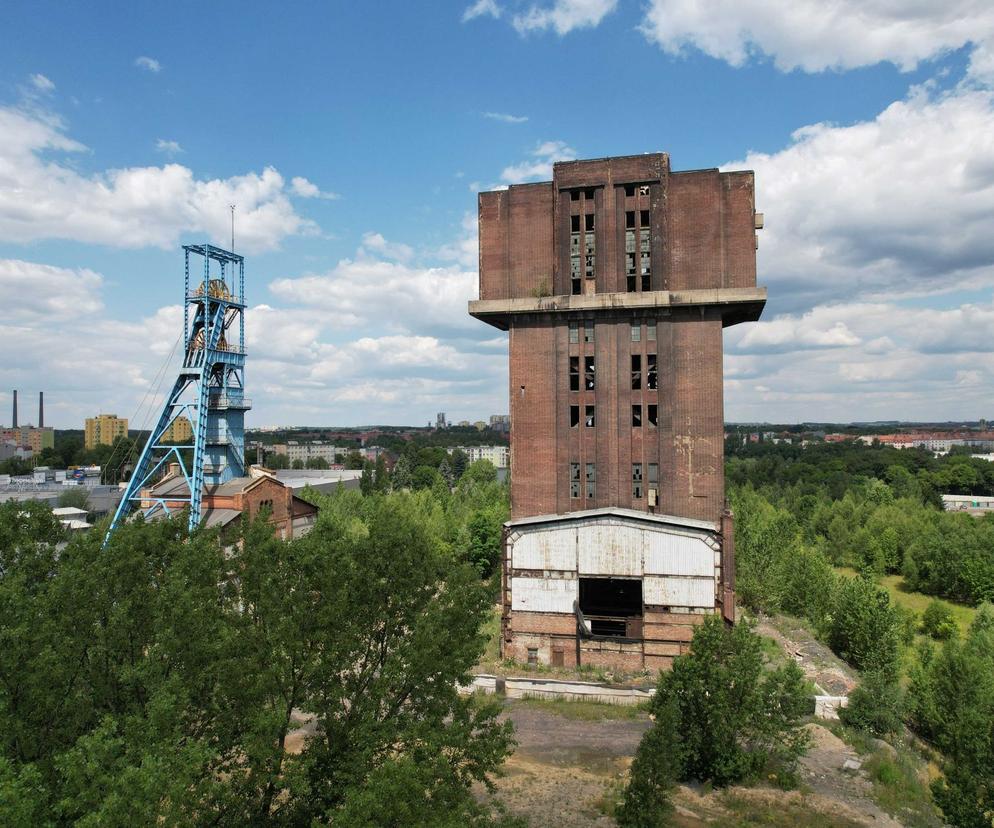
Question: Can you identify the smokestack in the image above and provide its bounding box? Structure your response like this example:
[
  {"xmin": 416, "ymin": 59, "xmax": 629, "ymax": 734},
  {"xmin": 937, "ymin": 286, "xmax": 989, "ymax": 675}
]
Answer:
[
  {"xmin": 11, "ymin": 389, "xmax": 16, "ymax": 428},
  {"xmin": 39, "ymin": 391, "xmax": 44, "ymax": 428}
]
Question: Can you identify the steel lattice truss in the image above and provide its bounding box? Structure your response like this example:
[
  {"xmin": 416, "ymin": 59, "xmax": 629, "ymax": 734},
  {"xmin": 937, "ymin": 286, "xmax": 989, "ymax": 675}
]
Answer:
[{"xmin": 105, "ymin": 244, "xmax": 251, "ymax": 541}]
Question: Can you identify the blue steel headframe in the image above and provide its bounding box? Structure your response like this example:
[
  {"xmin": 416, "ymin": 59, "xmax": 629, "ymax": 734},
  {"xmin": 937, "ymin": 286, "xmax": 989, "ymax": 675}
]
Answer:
[{"xmin": 104, "ymin": 244, "xmax": 251, "ymax": 543}]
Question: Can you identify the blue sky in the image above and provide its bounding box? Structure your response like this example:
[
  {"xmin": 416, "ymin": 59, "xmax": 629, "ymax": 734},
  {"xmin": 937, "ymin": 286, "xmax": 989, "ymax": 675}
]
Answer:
[{"xmin": 2, "ymin": 1, "xmax": 994, "ymax": 428}]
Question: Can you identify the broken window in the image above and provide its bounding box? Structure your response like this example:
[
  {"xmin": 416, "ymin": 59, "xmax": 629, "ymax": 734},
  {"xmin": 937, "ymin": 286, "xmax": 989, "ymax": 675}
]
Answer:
[
  {"xmin": 569, "ymin": 321, "xmax": 579, "ymax": 343},
  {"xmin": 631, "ymin": 354, "xmax": 641, "ymax": 390},
  {"xmin": 584, "ymin": 188, "xmax": 595, "ymax": 200},
  {"xmin": 570, "ymin": 405, "xmax": 580, "ymax": 428},
  {"xmin": 631, "ymin": 322, "xmax": 641, "ymax": 342},
  {"xmin": 632, "ymin": 404, "xmax": 642, "ymax": 428},
  {"xmin": 579, "ymin": 577, "xmax": 642, "ymax": 637},
  {"xmin": 585, "ymin": 405, "xmax": 595, "ymax": 428},
  {"xmin": 584, "ymin": 356, "xmax": 595, "ymax": 390},
  {"xmin": 640, "ymin": 209, "xmax": 650, "ymax": 227},
  {"xmin": 624, "ymin": 184, "xmax": 635, "ymax": 197},
  {"xmin": 570, "ymin": 226, "xmax": 582, "ymax": 295},
  {"xmin": 584, "ymin": 321, "xmax": 594, "ymax": 343},
  {"xmin": 626, "ymin": 251, "xmax": 637, "ymax": 293},
  {"xmin": 647, "ymin": 354, "xmax": 657, "ymax": 389},
  {"xmin": 641, "ymin": 251, "xmax": 651, "ymax": 291},
  {"xmin": 638, "ymin": 184, "xmax": 650, "ymax": 196},
  {"xmin": 570, "ymin": 461, "xmax": 581, "ymax": 498},
  {"xmin": 569, "ymin": 356, "xmax": 580, "ymax": 391},
  {"xmin": 633, "ymin": 463, "xmax": 643, "ymax": 498},
  {"xmin": 648, "ymin": 463, "xmax": 659, "ymax": 484},
  {"xmin": 586, "ymin": 462, "xmax": 596, "ymax": 498},
  {"xmin": 571, "ymin": 214, "xmax": 580, "ymax": 232},
  {"xmin": 625, "ymin": 210, "xmax": 635, "ymax": 229},
  {"xmin": 585, "ymin": 213, "xmax": 594, "ymax": 232},
  {"xmin": 648, "ymin": 404, "xmax": 658, "ymax": 427},
  {"xmin": 570, "ymin": 189, "xmax": 580, "ymax": 202}
]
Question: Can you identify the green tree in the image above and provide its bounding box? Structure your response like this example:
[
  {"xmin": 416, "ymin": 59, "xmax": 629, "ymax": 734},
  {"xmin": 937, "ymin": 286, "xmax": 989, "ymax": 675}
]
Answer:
[
  {"xmin": 391, "ymin": 454, "xmax": 413, "ymax": 490},
  {"xmin": 305, "ymin": 455, "xmax": 330, "ymax": 469},
  {"xmin": 267, "ymin": 452, "xmax": 290, "ymax": 469},
  {"xmin": 616, "ymin": 694, "xmax": 682, "ymax": 827},
  {"xmin": 623, "ymin": 616, "xmax": 809, "ymax": 794},
  {"xmin": 450, "ymin": 448, "xmax": 469, "ymax": 480},
  {"xmin": 921, "ymin": 599, "xmax": 958, "ymax": 640},
  {"xmin": 839, "ymin": 669, "xmax": 903, "ymax": 736},
  {"xmin": 56, "ymin": 487, "xmax": 91, "ymax": 511},
  {"xmin": 291, "ymin": 458, "xmax": 305, "ymax": 469},
  {"xmin": 826, "ymin": 575, "xmax": 901, "ymax": 677}
]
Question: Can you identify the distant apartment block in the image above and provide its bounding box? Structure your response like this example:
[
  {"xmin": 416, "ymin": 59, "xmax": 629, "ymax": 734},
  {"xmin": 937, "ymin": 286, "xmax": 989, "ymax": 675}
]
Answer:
[
  {"xmin": 1, "ymin": 425, "xmax": 54, "ymax": 453},
  {"xmin": 272, "ymin": 441, "xmax": 345, "ymax": 464},
  {"xmin": 85, "ymin": 414, "xmax": 128, "ymax": 449},
  {"xmin": 456, "ymin": 444, "xmax": 509, "ymax": 469},
  {"xmin": 161, "ymin": 416, "xmax": 193, "ymax": 444}
]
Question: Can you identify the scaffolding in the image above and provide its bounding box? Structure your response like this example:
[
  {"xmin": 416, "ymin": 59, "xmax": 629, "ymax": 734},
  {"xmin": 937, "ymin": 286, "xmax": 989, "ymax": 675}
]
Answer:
[{"xmin": 105, "ymin": 244, "xmax": 251, "ymax": 541}]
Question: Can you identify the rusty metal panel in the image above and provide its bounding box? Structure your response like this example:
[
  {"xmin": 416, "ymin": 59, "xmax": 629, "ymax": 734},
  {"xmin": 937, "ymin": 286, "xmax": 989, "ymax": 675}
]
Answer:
[
  {"xmin": 511, "ymin": 527, "xmax": 577, "ymax": 571},
  {"xmin": 511, "ymin": 576, "xmax": 577, "ymax": 613},
  {"xmin": 577, "ymin": 520, "xmax": 642, "ymax": 575},
  {"xmin": 644, "ymin": 575, "xmax": 715, "ymax": 608},
  {"xmin": 643, "ymin": 531, "xmax": 714, "ymax": 577}
]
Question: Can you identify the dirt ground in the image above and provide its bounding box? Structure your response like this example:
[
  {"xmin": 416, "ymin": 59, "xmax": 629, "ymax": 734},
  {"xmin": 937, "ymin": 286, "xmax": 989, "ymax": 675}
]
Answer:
[{"xmin": 490, "ymin": 701, "xmax": 907, "ymax": 827}]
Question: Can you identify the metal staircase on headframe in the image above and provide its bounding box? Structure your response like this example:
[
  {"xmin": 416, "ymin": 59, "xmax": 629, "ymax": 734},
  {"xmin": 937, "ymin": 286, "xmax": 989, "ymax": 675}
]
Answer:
[{"xmin": 105, "ymin": 244, "xmax": 251, "ymax": 541}]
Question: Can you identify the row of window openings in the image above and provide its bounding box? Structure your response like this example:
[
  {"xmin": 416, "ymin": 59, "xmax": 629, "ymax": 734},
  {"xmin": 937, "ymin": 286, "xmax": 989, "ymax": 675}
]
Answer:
[
  {"xmin": 570, "ymin": 462, "xmax": 658, "ymax": 498},
  {"xmin": 569, "ymin": 210, "xmax": 649, "ymax": 232},
  {"xmin": 569, "ymin": 404, "xmax": 658, "ymax": 428},
  {"xmin": 569, "ymin": 184, "xmax": 650, "ymax": 202},
  {"xmin": 568, "ymin": 355, "xmax": 658, "ymax": 391},
  {"xmin": 568, "ymin": 321, "xmax": 657, "ymax": 343}
]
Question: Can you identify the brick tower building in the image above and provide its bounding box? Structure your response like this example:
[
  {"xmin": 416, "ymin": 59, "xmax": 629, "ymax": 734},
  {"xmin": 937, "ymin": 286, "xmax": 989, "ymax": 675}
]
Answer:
[{"xmin": 470, "ymin": 153, "xmax": 766, "ymax": 672}]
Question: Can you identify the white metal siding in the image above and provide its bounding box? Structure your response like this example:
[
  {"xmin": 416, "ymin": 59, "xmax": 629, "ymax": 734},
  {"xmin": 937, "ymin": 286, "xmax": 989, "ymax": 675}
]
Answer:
[
  {"xmin": 512, "ymin": 528, "xmax": 577, "ymax": 571},
  {"xmin": 643, "ymin": 576, "xmax": 715, "ymax": 608},
  {"xmin": 577, "ymin": 522, "xmax": 642, "ymax": 576},
  {"xmin": 511, "ymin": 576, "xmax": 577, "ymax": 613},
  {"xmin": 643, "ymin": 532, "xmax": 714, "ymax": 577}
]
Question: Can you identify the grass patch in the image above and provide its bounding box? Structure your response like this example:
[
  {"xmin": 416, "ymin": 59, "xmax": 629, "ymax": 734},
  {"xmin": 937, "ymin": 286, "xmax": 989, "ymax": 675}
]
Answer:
[
  {"xmin": 864, "ymin": 749, "xmax": 944, "ymax": 828},
  {"xmin": 834, "ymin": 569, "xmax": 976, "ymax": 637},
  {"xmin": 480, "ymin": 604, "xmax": 501, "ymax": 664},
  {"xmin": 717, "ymin": 792, "xmax": 864, "ymax": 827},
  {"xmin": 513, "ymin": 695, "xmax": 650, "ymax": 721}
]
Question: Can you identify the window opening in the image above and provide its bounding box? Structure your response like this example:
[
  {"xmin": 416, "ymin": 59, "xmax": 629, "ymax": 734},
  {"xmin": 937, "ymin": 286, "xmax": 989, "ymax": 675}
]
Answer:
[
  {"xmin": 570, "ymin": 405, "xmax": 580, "ymax": 427},
  {"xmin": 571, "ymin": 214, "xmax": 580, "ymax": 232},
  {"xmin": 632, "ymin": 405, "xmax": 642, "ymax": 428},
  {"xmin": 631, "ymin": 355, "xmax": 641, "ymax": 390},
  {"xmin": 586, "ymin": 462, "xmax": 596, "ymax": 498},
  {"xmin": 584, "ymin": 188, "xmax": 594, "ymax": 200},
  {"xmin": 625, "ymin": 211, "xmax": 635, "ymax": 229},
  {"xmin": 584, "ymin": 356, "xmax": 595, "ymax": 390},
  {"xmin": 631, "ymin": 322, "xmax": 641, "ymax": 342},
  {"xmin": 570, "ymin": 462, "xmax": 581, "ymax": 498},
  {"xmin": 585, "ymin": 213, "xmax": 594, "ymax": 232},
  {"xmin": 570, "ymin": 223, "xmax": 582, "ymax": 295},
  {"xmin": 579, "ymin": 577, "xmax": 642, "ymax": 638},
  {"xmin": 624, "ymin": 184, "xmax": 635, "ymax": 197},
  {"xmin": 527, "ymin": 647, "xmax": 539, "ymax": 664},
  {"xmin": 633, "ymin": 463, "xmax": 643, "ymax": 499},
  {"xmin": 584, "ymin": 321, "xmax": 594, "ymax": 343},
  {"xmin": 647, "ymin": 322, "xmax": 656, "ymax": 341},
  {"xmin": 648, "ymin": 463, "xmax": 659, "ymax": 484},
  {"xmin": 570, "ymin": 189, "xmax": 580, "ymax": 202},
  {"xmin": 569, "ymin": 321, "xmax": 579, "ymax": 344},
  {"xmin": 585, "ymin": 405, "xmax": 595, "ymax": 428},
  {"xmin": 648, "ymin": 404, "xmax": 658, "ymax": 427},
  {"xmin": 640, "ymin": 209, "xmax": 650, "ymax": 227},
  {"xmin": 638, "ymin": 184, "xmax": 650, "ymax": 196},
  {"xmin": 647, "ymin": 354, "xmax": 657, "ymax": 389},
  {"xmin": 569, "ymin": 356, "xmax": 579, "ymax": 391}
]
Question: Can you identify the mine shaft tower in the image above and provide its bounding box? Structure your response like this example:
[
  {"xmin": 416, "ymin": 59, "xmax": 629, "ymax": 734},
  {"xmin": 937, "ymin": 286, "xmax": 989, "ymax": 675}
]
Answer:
[{"xmin": 106, "ymin": 244, "xmax": 251, "ymax": 540}]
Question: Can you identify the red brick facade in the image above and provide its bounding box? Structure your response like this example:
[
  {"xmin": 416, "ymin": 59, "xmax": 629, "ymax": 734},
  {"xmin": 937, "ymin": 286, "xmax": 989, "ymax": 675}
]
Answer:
[{"xmin": 471, "ymin": 153, "xmax": 765, "ymax": 673}]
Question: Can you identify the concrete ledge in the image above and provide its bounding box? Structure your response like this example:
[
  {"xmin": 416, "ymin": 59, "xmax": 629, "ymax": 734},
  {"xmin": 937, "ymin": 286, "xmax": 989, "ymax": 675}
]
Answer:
[
  {"xmin": 468, "ymin": 287, "xmax": 767, "ymax": 330},
  {"xmin": 463, "ymin": 674, "xmax": 847, "ymax": 717}
]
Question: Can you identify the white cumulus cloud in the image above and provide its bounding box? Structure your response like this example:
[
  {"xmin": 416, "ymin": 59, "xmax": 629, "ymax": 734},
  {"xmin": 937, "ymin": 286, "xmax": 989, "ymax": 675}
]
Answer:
[
  {"xmin": 134, "ymin": 56, "xmax": 161, "ymax": 73},
  {"xmin": 513, "ymin": 0, "xmax": 618, "ymax": 35},
  {"xmin": 483, "ymin": 111, "xmax": 528, "ymax": 123},
  {"xmin": 155, "ymin": 138, "xmax": 182, "ymax": 155},
  {"xmin": 500, "ymin": 139, "xmax": 577, "ymax": 184},
  {"xmin": 0, "ymin": 105, "xmax": 315, "ymax": 253},
  {"xmin": 463, "ymin": 0, "xmax": 501, "ymax": 22},
  {"xmin": 290, "ymin": 176, "xmax": 340, "ymax": 200}
]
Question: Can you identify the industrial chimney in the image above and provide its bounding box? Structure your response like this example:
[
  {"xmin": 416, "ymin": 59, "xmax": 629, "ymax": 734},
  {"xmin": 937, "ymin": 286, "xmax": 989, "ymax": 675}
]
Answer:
[
  {"xmin": 39, "ymin": 391, "xmax": 44, "ymax": 428},
  {"xmin": 11, "ymin": 389, "xmax": 17, "ymax": 428}
]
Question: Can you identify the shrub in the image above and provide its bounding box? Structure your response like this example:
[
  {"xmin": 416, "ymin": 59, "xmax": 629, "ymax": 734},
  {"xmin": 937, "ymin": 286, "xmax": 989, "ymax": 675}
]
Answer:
[
  {"xmin": 615, "ymin": 694, "xmax": 681, "ymax": 828},
  {"xmin": 921, "ymin": 600, "xmax": 958, "ymax": 641},
  {"xmin": 839, "ymin": 669, "xmax": 903, "ymax": 736},
  {"xmin": 620, "ymin": 615, "xmax": 810, "ymax": 810}
]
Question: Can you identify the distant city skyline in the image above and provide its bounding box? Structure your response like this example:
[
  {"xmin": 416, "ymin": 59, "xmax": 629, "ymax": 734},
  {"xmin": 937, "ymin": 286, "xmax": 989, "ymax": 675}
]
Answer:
[{"xmin": 2, "ymin": 2, "xmax": 993, "ymax": 427}]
